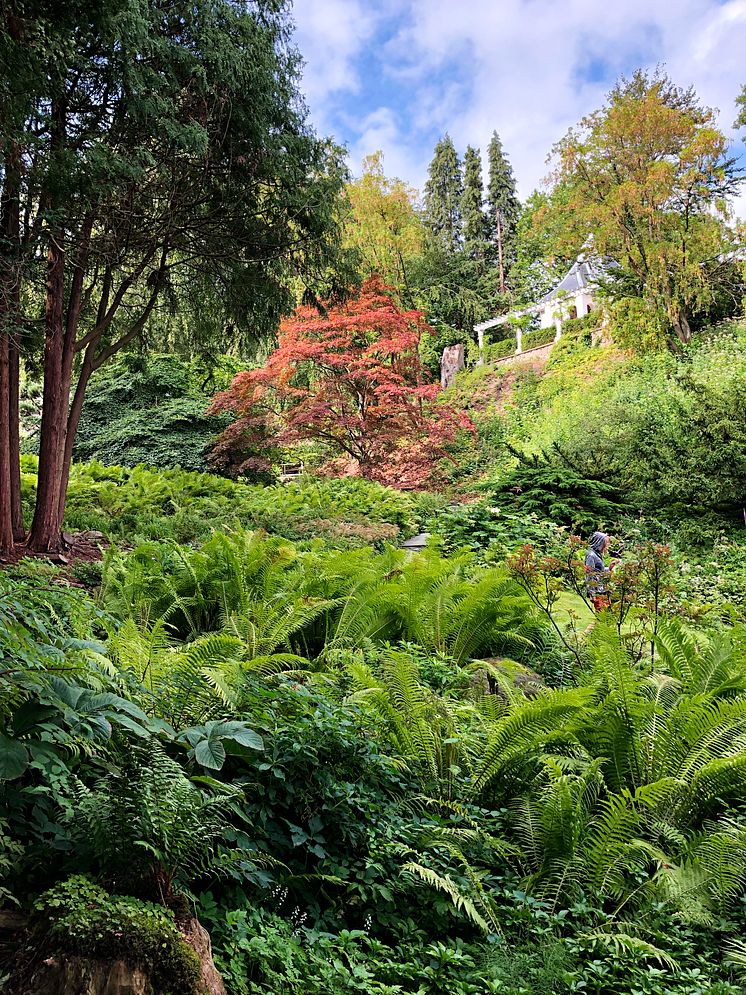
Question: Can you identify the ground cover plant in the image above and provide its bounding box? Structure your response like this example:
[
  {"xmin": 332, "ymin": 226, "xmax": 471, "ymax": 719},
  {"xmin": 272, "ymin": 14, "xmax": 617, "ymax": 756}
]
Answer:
[
  {"xmin": 3, "ymin": 513, "xmax": 746, "ymax": 993},
  {"xmin": 19, "ymin": 456, "xmax": 431, "ymax": 549}
]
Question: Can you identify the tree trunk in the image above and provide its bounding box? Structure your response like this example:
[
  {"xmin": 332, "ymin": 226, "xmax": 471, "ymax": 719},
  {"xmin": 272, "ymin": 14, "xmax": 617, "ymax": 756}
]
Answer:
[
  {"xmin": 0, "ymin": 141, "xmax": 22, "ymax": 552},
  {"xmin": 9, "ymin": 335, "xmax": 22, "ymax": 539},
  {"xmin": 0, "ymin": 331, "xmax": 14, "ymax": 552},
  {"xmin": 27, "ymin": 237, "xmax": 67, "ymax": 552},
  {"xmin": 496, "ymin": 208, "xmax": 506, "ymax": 295},
  {"xmin": 672, "ymin": 308, "xmax": 692, "ymax": 347},
  {"xmin": 56, "ymin": 350, "xmax": 94, "ymax": 525}
]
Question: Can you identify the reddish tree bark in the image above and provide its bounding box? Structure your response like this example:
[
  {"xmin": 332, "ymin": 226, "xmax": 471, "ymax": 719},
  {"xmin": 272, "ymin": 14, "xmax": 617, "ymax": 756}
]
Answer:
[
  {"xmin": 28, "ymin": 237, "xmax": 67, "ymax": 551},
  {"xmin": 27, "ymin": 235, "xmax": 166, "ymax": 552},
  {"xmin": 0, "ymin": 332, "xmax": 13, "ymax": 552},
  {"xmin": 8, "ymin": 335, "xmax": 22, "ymax": 540},
  {"xmin": 0, "ymin": 142, "xmax": 23, "ymax": 552}
]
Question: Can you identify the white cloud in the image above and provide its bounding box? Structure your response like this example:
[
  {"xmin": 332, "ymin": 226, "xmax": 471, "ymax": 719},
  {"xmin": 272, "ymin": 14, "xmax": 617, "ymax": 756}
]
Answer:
[
  {"xmin": 292, "ymin": 0, "xmax": 746, "ymax": 218},
  {"xmin": 342, "ymin": 107, "xmax": 424, "ymax": 184},
  {"xmin": 290, "ymin": 0, "xmax": 379, "ymax": 133}
]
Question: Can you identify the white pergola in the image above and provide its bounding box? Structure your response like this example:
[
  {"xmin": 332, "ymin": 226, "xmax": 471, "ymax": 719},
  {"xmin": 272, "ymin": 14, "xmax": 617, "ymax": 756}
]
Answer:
[
  {"xmin": 473, "ymin": 302, "xmax": 550, "ymax": 365},
  {"xmin": 473, "ymin": 255, "xmax": 609, "ymax": 364}
]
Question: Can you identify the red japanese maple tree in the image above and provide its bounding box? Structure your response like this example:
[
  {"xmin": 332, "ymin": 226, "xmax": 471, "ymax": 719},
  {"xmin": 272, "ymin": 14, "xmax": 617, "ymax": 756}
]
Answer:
[{"xmin": 209, "ymin": 277, "xmax": 472, "ymax": 487}]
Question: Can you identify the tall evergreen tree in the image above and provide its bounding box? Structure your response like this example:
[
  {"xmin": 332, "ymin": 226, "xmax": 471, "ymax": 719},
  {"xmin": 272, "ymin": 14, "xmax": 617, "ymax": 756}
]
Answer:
[
  {"xmin": 0, "ymin": 0, "xmax": 350, "ymax": 553},
  {"xmin": 423, "ymin": 135, "xmax": 463, "ymax": 254},
  {"xmin": 487, "ymin": 132, "xmax": 521, "ymax": 293},
  {"xmin": 461, "ymin": 145, "xmax": 489, "ymax": 262}
]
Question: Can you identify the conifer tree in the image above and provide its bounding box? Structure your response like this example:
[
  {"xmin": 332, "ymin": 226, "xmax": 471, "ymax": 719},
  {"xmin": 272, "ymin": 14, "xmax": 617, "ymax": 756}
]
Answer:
[
  {"xmin": 423, "ymin": 135, "xmax": 463, "ymax": 254},
  {"xmin": 487, "ymin": 132, "xmax": 520, "ymax": 293},
  {"xmin": 0, "ymin": 0, "xmax": 349, "ymax": 553},
  {"xmin": 461, "ymin": 146, "xmax": 489, "ymax": 263}
]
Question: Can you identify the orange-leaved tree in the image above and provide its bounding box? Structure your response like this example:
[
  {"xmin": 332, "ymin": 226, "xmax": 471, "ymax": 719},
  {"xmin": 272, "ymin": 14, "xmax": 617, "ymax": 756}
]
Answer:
[{"xmin": 209, "ymin": 277, "xmax": 472, "ymax": 488}]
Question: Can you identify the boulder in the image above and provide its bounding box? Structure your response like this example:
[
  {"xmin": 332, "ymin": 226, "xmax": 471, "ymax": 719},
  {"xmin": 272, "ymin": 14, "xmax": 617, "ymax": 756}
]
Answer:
[{"xmin": 15, "ymin": 956, "xmax": 150, "ymax": 995}]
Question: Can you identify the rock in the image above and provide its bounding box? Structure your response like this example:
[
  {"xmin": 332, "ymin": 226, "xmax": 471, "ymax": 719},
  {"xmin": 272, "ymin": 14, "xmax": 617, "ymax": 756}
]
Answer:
[
  {"xmin": 17, "ymin": 955, "xmax": 150, "ymax": 995},
  {"xmin": 440, "ymin": 343, "xmax": 465, "ymax": 389},
  {"xmin": 62, "ymin": 531, "xmax": 75, "ymax": 547},
  {"xmin": 81, "ymin": 530, "xmax": 106, "ymax": 541},
  {"xmin": 180, "ymin": 916, "xmax": 227, "ymax": 995}
]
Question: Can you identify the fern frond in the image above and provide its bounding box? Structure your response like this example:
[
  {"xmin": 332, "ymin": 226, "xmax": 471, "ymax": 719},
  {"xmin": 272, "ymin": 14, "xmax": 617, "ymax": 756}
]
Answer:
[{"xmin": 401, "ymin": 862, "xmax": 489, "ymax": 933}]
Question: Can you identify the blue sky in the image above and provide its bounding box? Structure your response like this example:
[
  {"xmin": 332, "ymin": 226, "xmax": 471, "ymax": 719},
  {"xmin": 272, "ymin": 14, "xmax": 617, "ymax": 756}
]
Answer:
[{"xmin": 291, "ymin": 0, "xmax": 746, "ymax": 219}]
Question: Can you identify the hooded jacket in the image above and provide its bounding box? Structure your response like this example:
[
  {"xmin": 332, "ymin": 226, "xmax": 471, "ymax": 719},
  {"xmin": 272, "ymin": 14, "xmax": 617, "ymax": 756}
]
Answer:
[{"xmin": 585, "ymin": 531, "xmax": 609, "ymax": 595}]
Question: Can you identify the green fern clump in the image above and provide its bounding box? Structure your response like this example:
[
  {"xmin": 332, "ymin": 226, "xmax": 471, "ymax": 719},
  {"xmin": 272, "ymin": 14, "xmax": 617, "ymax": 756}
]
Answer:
[
  {"xmin": 69, "ymin": 742, "xmax": 238, "ymax": 902},
  {"xmin": 20, "ymin": 455, "xmax": 424, "ymax": 547}
]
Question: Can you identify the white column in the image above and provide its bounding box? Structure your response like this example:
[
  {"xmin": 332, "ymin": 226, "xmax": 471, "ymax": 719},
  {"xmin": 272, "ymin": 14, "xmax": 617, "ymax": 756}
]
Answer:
[
  {"xmin": 554, "ymin": 316, "xmax": 562, "ymax": 342},
  {"xmin": 516, "ymin": 326, "xmax": 523, "ymax": 354},
  {"xmin": 477, "ymin": 326, "xmax": 484, "ymax": 365}
]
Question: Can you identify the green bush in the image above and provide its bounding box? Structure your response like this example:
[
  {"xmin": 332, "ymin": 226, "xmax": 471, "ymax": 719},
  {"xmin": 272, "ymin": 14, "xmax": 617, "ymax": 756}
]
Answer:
[
  {"xmin": 484, "ymin": 337, "xmax": 516, "ymax": 361},
  {"xmin": 72, "ymin": 353, "xmax": 237, "ymax": 473},
  {"xmin": 522, "ymin": 326, "xmax": 557, "ymax": 350},
  {"xmin": 486, "ymin": 462, "xmax": 627, "ymax": 532},
  {"xmin": 20, "ymin": 456, "xmax": 424, "ymax": 547},
  {"xmin": 429, "ymin": 500, "xmax": 565, "ymax": 557}
]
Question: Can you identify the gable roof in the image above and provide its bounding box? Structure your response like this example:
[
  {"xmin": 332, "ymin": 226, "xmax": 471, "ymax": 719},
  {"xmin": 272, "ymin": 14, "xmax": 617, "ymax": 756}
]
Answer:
[
  {"xmin": 538, "ymin": 256, "xmax": 613, "ymax": 304},
  {"xmin": 473, "ymin": 255, "xmax": 619, "ymax": 334},
  {"xmin": 538, "ymin": 256, "xmax": 616, "ymax": 305}
]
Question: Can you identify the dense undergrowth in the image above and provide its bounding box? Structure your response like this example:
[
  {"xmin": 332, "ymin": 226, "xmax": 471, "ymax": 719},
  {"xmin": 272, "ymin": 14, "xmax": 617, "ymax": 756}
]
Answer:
[
  {"xmin": 3, "ymin": 324, "xmax": 746, "ymax": 994},
  {"xmin": 19, "ymin": 455, "xmax": 434, "ymax": 549},
  {"xmin": 2, "ymin": 508, "xmax": 746, "ymax": 992}
]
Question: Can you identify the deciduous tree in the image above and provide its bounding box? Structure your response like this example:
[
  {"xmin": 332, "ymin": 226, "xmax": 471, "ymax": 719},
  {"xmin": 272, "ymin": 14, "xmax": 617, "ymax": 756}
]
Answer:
[
  {"xmin": 736, "ymin": 84, "xmax": 746, "ymax": 131},
  {"xmin": 544, "ymin": 71, "xmax": 742, "ymax": 351},
  {"xmin": 210, "ymin": 278, "xmax": 473, "ymax": 488},
  {"xmin": 343, "ymin": 152, "xmax": 424, "ymax": 296}
]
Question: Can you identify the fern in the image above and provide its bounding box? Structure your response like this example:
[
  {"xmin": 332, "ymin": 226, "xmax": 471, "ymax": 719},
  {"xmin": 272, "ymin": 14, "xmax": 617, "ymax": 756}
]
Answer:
[
  {"xmin": 69, "ymin": 741, "xmax": 242, "ymax": 903},
  {"xmin": 580, "ymin": 930, "xmax": 679, "ymax": 971},
  {"xmin": 401, "ymin": 863, "xmax": 491, "ymax": 933}
]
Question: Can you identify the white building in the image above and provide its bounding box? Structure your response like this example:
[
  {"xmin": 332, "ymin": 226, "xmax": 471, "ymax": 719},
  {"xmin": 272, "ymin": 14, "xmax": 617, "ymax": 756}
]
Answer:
[{"xmin": 473, "ymin": 254, "xmax": 613, "ymax": 361}]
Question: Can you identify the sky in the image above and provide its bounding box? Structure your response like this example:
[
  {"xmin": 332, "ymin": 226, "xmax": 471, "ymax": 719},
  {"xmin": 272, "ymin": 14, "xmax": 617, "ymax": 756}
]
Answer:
[{"xmin": 291, "ymin": 0, "xmax": 746, "ymax": 220}]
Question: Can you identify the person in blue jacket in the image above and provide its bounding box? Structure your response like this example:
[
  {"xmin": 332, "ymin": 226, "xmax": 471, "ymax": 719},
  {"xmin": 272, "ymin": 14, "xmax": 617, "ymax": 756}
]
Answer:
[{"xmin": 585, "ymin": 531, "xmax": 611, "ymax": 612}]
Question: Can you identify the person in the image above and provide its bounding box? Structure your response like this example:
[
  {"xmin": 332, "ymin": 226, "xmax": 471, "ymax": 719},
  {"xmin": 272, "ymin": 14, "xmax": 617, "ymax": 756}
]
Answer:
[{"xmin": 585, "ymin": 531, "xmax": 611, "ymax": 612}]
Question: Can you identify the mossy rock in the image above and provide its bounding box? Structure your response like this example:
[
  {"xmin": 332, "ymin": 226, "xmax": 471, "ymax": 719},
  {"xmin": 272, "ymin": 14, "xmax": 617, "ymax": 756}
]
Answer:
[{"xmin": 5, "ymin": 876, "xmax": 209, "ymax": 995}]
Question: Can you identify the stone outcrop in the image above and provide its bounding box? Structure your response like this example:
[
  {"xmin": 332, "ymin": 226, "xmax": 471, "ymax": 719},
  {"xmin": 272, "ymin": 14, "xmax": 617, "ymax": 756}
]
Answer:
[
  {"xmin": 440, "ymin": 343, "xmax": 465, "ymax": 389},
  {"xmin": 3, "ymin": 916, "xmax": 226, "ymax": 995}
]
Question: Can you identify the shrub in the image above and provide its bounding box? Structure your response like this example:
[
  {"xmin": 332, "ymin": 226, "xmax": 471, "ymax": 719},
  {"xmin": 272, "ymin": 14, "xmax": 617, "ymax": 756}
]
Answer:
[
  {"xmin": 486, "ymin": 462, "xmax": 628, "ymax": 532},
  {"xmin": 522, "ymin": 326, "xmax": 557, "ymax": 350},
  {"xmin": 71, "ymin": 353, "xmax": 237, "ymax": 474},
  {"xmin": 19, "ymin": 457, "xmax": 424, "ymax": 548},
  {"xmin": 484, "ymin": 337, "xmax": 516, "ymax": 361},
  {"xmin": 428, "ymin": 500, "xmax": 565, "ymax": 557}
]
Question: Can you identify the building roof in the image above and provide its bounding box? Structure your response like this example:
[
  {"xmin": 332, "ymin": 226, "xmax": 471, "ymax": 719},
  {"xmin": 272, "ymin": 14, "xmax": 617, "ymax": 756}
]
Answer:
[
  {"xmin": 537, "ymin": 256, "xmax": 615, "ymax": 305},
  {"xmin": 473, "ymin": 255, "xmax": 618, "ymax": 333}
]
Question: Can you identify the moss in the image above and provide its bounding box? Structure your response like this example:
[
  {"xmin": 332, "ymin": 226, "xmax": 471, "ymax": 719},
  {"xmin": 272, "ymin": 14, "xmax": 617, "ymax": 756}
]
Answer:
[{"xmin": 32, "ymin": 876, "xmax": 203, "ymax": 995}]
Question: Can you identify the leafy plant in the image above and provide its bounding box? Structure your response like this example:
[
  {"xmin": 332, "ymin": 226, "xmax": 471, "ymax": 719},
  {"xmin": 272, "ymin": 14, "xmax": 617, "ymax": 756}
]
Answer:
[{"xmin": 69, "ymin": 742, "xmax": 241, "ymax": 902}]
